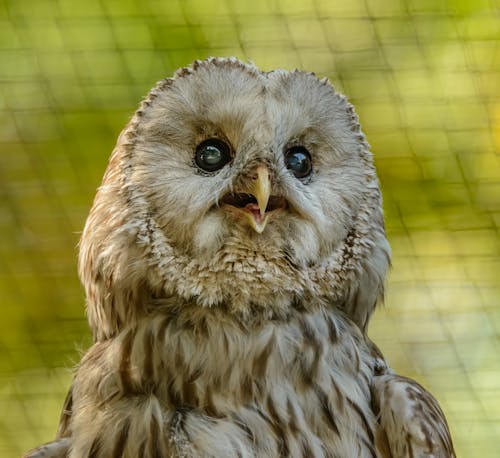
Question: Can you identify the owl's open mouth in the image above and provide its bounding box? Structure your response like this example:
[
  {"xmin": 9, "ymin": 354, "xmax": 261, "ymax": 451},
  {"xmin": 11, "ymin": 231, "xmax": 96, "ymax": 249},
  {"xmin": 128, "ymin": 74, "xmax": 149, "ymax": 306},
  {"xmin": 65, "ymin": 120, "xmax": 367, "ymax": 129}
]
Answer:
[
  {"xmin": 220, "ymin": 193, "xmax": 287, "ymax": 233},
  {"xmin": 220, "ymin": 193, "xmax": 287, "ymax": 213}
]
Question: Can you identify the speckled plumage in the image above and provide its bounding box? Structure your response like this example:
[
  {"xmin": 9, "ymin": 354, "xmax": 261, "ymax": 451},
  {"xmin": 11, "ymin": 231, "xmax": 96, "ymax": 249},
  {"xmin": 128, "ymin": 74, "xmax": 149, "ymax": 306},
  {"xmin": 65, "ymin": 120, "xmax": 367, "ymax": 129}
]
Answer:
[{"xmin": 25, "ymin": 58, "xmax": 455, "ymax": 458}]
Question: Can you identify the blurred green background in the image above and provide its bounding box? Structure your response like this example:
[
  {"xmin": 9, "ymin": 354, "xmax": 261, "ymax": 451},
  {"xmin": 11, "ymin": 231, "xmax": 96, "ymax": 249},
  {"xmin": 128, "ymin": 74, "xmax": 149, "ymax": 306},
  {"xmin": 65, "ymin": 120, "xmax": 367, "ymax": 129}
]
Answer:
[{"xmin": 1, "ymin": 0, "xmax": 499, "ymax": 456}]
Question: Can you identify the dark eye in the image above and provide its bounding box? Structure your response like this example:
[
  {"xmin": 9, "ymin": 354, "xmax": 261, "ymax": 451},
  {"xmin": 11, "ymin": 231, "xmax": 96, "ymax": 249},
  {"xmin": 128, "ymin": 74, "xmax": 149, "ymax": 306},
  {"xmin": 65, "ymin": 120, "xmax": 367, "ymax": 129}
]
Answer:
[
  {"xmin": 284, "ymin": 146, "xmax": 312, "ymax": 179},
  {"xmin": 195, "ymin": 138, "xmax": 231, "ymax": 172}
]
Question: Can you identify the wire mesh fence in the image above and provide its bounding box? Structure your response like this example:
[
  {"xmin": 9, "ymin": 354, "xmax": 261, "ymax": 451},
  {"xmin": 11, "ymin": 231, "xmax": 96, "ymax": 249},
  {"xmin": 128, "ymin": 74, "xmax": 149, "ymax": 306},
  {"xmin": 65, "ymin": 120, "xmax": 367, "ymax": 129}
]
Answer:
[{"xmin": 0, "ymin": 0, "xmax": 499, "ymax": 456}]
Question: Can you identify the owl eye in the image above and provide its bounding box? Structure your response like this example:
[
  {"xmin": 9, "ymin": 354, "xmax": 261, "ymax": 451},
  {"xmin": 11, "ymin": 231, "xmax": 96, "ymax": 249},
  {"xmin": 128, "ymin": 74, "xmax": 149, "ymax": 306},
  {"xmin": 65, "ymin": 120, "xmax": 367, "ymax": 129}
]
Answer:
[
  {"xmin": 195, "ymin": 138, "xmax": 231, "ymax": 172},
  {"xmin": 284, "ymin": 146, "xmax": 312, "ymax": 179}
]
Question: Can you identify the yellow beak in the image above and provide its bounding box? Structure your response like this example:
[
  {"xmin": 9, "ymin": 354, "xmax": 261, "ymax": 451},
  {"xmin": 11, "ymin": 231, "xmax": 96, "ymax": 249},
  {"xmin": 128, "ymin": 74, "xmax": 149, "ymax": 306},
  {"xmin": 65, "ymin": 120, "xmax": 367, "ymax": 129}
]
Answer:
[
  {"xmin": 244, "ymin": 165, "xmax": 271, "ymax": 233},
  {"xmin": 248, "ymin": 166, "xmax": 271, "ymax": 216}
]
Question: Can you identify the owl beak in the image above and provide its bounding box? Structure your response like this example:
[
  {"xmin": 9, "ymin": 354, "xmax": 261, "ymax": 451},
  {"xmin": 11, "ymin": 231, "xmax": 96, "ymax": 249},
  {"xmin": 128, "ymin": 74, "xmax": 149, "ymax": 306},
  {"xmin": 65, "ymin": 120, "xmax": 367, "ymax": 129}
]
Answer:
[
  {"xmin": 220, "ymin": 166, "xmax": 287, "ymax": 234},
  {"xmin": 248, "ymin": 166, "xmax": 271, "ymax": 217},
  {"xmin": 243, "ymin": 166, "xmax": 271, "ymax": 233}
]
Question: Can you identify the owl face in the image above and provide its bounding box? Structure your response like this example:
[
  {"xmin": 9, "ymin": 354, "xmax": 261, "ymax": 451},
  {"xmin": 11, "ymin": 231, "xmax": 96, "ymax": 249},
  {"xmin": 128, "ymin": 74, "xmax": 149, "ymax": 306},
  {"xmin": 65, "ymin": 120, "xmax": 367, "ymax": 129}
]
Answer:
[
  {"xmin": 128, "ymin": 61, "xmax": 369, "ymax": 268},
  {"xmin": 80, "ymin": 58, "xmax": 389, "ymax": 339}
]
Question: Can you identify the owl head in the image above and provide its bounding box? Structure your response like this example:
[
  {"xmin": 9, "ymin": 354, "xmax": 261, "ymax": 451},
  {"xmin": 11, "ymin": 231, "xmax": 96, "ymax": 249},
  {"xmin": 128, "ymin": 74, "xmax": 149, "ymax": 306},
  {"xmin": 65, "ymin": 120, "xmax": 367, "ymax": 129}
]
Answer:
[{"xmin": 79, "ymin": 58, "xmax": 390, "ymax": 341}]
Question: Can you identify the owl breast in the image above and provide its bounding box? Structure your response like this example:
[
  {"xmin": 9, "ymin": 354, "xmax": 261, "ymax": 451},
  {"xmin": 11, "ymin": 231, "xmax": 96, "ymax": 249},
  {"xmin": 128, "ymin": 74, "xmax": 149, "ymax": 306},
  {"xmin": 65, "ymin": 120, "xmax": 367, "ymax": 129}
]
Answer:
[{"xmin": 67, "ymin": 305, "xmax": 381, "ymax": 458}]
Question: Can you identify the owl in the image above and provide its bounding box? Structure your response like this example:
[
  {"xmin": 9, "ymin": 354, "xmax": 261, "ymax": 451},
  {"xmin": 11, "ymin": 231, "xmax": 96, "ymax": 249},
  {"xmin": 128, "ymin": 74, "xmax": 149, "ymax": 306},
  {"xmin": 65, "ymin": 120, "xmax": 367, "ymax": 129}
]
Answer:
[{"xmin": 25, "ymin": 58, "xmax": 455, "ymax": 458}]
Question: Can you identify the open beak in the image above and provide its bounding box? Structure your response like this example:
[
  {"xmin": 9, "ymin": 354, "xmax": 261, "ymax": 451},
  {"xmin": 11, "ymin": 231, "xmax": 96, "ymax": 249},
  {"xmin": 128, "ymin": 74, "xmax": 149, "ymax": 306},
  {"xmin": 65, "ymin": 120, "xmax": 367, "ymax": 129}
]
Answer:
[
  {"xmin": 220, "ymin": 165, "xmax": 287, "ymax": 233},
  {"xmin": 243, "ymin": 166, "xmax": 271, "ymax": 233},
  {"xmin": 249, "ymin": 166, "xmax": 271, "ymax": 217}
]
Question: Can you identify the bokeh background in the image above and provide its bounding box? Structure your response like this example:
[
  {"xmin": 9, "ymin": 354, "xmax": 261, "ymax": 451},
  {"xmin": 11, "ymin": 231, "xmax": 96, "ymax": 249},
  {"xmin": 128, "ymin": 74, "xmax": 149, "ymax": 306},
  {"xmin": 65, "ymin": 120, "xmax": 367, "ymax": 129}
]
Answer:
[{"xmin": 1, "ymin": 0, "xmax": 499, "ymax": 456}]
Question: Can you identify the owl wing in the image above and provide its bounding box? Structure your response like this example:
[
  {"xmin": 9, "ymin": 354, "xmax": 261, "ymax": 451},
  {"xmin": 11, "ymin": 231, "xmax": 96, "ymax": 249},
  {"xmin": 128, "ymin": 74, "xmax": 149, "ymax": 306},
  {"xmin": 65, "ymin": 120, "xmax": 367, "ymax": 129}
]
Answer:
[
  {"xmin": 23, "ymin": 386, "xmax": 73, "ymax": 458},
  {"xmin": 22, "ymin": 438, "xmax": 70, "ymax": 458},
  {"xmin": 372, "ymin": 373, "xmax": 455, "ymax": 458}
]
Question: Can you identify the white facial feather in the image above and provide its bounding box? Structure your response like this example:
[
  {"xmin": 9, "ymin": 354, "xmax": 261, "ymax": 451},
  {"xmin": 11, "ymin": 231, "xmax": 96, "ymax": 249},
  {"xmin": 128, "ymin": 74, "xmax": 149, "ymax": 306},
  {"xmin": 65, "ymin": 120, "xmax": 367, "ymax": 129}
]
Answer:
[{"xmin": 192, "ymin": 211, "xmax": 227, "ymax": 256}]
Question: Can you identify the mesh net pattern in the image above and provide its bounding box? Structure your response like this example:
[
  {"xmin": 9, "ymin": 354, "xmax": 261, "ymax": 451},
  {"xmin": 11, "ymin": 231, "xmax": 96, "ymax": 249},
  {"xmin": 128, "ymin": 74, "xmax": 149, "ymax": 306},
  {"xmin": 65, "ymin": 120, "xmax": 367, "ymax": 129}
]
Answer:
[{"xmin": 0, "ymin": 0, "xmax": 499, "ymax": 456}]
